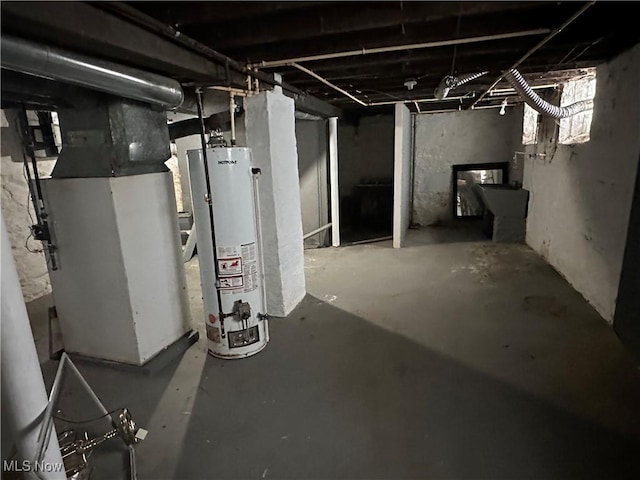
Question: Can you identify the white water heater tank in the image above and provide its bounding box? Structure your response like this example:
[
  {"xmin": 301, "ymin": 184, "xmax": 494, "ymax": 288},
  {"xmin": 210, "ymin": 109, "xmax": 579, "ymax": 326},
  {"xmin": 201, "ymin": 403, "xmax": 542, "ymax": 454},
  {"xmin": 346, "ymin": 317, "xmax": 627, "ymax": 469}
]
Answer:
[{"xmin": 187, "ymin": 147, "xmax": 269, "ymax": 358}]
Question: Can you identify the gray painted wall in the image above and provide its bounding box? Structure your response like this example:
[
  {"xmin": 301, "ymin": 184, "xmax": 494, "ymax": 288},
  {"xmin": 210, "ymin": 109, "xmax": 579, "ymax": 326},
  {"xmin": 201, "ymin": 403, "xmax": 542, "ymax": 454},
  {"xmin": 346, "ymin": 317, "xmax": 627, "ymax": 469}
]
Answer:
[
  {"xmin": 393, "ymin": 104, "xmax": 412, "ymax": 248},
  {"xmin": 296, "ymin": 119, "xmax": 329, "ymax": 247},
  {"xmin": 523, "ymin": 43, "xmax": 640, "ymax": 323},
  {"xmin": 338, "ymin": 114, "xmax": 394, "ymax": 200},
  {"xmin": 412, "ymin": 108, "xmax": 522, "ymax": 226}
]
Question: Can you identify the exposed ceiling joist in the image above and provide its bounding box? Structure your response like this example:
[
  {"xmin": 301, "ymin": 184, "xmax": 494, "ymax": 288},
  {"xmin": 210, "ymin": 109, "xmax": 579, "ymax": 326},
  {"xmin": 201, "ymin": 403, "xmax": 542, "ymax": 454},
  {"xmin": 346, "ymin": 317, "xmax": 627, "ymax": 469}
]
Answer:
[
  {"xmin": 180, "ymin": 1, "xmax": 545, "ymax": 52},
  {"xmin": 4, "ymin": 1, "xmax": 638, "ymax": 114}
]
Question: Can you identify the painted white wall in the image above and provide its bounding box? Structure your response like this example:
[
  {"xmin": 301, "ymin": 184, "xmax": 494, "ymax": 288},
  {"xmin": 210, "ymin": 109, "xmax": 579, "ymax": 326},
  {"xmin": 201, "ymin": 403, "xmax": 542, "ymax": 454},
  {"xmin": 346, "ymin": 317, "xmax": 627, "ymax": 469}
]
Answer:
[
  {"xmin": 0, "ymin": 109, "xmax": 55, "ymax": 302},
  {"xmin": 523, "ymin": 43, "xmax": 640, "ymax": 322},
  {"xmin": 245, "ymin": 89, "xmax": 306, "ymax": 317},
  {"xmin": 393, "ymin": 104, "xmax": 412, "ymax": 248},
  {"xmin": 296, "ymin": 119, "xmax": 329, "ymax": 247},
  {"xmin": 412, "ymin": 108, "xmax": 521, "ymax": 225}
]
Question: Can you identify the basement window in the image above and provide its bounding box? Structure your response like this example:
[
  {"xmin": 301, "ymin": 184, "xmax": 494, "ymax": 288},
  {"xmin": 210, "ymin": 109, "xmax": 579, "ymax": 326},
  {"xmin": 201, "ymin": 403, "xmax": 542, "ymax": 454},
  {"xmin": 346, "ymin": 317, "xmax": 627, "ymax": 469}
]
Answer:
[
  {"xmin": 522, "ymin": 104, "xmax": 539, "ymax": 145},
  {"xmin": 559, "ymin": 72, "xmax": 596, "ymax": 144}
]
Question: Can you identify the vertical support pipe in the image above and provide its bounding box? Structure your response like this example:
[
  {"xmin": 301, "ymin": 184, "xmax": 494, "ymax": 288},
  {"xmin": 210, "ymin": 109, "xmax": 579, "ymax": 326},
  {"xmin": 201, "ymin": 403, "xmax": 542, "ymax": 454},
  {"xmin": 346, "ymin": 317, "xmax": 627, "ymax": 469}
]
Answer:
[
  {"xmin": 1, "ymin": 213, "xmax": 65, "ymax": 479},
  {"xmin": 328, "ymin": 117, "xmax": 340, "ymax": 247},
  {"xmin": 409, "ymin": 113, "xmax": 417, "ymax": 225},
  {"xmin": 195, "ymin": 88, "xmax": 226, "ymax": 335},
  {"xmin": 251, "ymin": 170, "xmax": 269, "ymax": 342},
  {"xmin": 229, "ymin": 92, "xmax": 236, "ymax": 146}
]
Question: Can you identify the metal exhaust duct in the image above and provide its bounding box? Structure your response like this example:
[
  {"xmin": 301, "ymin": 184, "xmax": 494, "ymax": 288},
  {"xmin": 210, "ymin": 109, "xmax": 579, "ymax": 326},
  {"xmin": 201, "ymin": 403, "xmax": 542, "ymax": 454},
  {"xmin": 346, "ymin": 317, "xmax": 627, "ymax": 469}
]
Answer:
[
  {"xmin": 1, "ymin": 35, "xmax": 184, "ymax": 109},
  {"xmin": 504, "ymin": 69, "xmax": 593, "ymax": 119},
  {"xmin": 434, "ymin": 71, "xmax": 488, "ymax": 100}
]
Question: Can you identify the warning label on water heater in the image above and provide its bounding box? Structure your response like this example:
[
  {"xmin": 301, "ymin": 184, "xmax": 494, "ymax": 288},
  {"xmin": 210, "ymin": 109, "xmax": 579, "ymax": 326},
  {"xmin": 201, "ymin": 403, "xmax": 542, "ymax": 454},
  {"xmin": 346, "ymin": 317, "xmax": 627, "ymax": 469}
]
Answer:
[
  {"xmin": 218, "ymin": 257, "xmax": 242, "ymax": 276},
  {"xmin": 219, "ymin": 275, "xmax": 243, "ymax": 289},
  {"xmin": 217, "ymin": 242, "xmax": 258, "ymax": 294}
]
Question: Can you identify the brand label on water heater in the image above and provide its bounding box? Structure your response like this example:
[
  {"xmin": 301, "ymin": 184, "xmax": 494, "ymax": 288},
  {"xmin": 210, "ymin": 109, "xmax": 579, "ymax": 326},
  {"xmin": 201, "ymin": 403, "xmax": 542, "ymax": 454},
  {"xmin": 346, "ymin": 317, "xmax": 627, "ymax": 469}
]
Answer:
[{"xmin": 217, "ymin": 243, "xmax": 258, "ymax": 294}]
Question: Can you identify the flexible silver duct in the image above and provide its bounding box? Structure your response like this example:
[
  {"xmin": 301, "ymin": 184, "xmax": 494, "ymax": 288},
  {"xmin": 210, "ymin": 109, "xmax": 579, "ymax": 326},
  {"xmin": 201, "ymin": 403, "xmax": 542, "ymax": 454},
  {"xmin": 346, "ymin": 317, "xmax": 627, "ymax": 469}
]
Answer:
[
  {"xmin": 435, "ymin": 71, "xmax": 488, "ymax": 100},
  {"xmin": 504, "ymin": 69, "xmax": 592, "ymax": 119},
  {"xmin": 1, "ymin": 35, "xmax": 184, "ymax": 109}
]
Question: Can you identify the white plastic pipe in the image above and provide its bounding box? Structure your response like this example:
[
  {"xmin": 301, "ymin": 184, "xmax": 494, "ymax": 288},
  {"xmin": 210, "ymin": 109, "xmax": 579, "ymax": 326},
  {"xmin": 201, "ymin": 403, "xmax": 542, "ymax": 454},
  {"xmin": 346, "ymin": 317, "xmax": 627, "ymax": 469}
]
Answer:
[
  {"xmin": 303, "ymin": 223, "xmax": 332, "ymax": 240},
  {"xmin": 291, "ymin": 63, "xmax": 367, "ymax": 106},
  {"xmin": 251, "ymin": 29, "xmax": 550, "ymax": 68},
  {"xmin": 1, "ymin": 213, "xmax": 66, "ymax": 479},
  {"xmin": 368, "ymin": 94, "xmax": 473, "ymax": 107}
]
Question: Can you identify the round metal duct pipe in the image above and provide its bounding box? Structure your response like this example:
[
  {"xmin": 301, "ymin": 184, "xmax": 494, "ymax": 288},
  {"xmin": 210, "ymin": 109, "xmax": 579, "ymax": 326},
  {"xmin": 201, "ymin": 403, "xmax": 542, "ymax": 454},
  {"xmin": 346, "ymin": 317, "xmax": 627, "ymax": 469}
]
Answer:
[{"xmin": 1, "ymin": 35, "xmax": 184, "ymax": 109}]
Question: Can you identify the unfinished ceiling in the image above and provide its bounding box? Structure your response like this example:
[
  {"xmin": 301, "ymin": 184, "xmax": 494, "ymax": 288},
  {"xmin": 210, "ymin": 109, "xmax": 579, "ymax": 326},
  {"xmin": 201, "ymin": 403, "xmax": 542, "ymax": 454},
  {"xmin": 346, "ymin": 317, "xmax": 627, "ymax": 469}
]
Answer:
[
  {"xmin": 2, "ymin": 1, "xmax": 639, "ymax": 114},
  {"xmin": 126, "ymin": 1, "xmax": 640, "ymax": 111}
]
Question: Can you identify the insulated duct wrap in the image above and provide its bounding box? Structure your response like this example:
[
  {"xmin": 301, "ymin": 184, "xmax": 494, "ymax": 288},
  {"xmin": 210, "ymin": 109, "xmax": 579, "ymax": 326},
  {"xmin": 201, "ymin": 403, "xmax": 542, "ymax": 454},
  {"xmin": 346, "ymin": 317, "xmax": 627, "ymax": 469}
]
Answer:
[{"xmin": 504, "ymin": 69, "xmax": 593, "ymax": 119}]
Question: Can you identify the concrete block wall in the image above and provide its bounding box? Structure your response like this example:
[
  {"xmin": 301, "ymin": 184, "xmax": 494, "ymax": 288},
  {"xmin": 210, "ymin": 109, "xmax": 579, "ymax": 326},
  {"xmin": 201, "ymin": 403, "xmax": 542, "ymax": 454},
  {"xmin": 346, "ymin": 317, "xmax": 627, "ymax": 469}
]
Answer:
[
  {"xmin": 1, "ymin": 110, "xmax": 55, "ymax": 302},
  {"xmin": 523, "ymin": 43, "xmax": 640, "ymax": 322},
  {"xmin": 412, "ymin": 108, "xmax": 522, "ymax": 226}
]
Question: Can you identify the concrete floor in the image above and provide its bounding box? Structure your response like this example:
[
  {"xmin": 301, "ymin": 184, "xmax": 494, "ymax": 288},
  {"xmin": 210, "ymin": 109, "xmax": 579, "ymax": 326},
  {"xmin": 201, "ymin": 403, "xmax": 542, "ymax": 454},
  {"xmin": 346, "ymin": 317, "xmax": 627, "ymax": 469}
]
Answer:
[{"xmin": 11, "ymin": 226, "xmax": 640, "ymax": 479}]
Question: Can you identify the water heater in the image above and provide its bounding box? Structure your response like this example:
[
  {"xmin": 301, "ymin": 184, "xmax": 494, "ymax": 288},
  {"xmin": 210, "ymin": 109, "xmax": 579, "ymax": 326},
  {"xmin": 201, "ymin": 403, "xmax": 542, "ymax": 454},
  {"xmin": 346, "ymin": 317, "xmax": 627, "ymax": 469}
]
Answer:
[{"xmin": 187, "ymin": 147, "xmax": 269, "ymax": 358}]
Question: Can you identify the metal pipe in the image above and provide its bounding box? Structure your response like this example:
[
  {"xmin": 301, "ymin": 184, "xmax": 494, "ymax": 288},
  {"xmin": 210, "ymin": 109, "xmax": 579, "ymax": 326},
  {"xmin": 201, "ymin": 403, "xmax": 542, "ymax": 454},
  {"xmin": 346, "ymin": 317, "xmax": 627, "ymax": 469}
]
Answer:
[
  {"xmin": 368, "ymin": 94, "xmax": 474, "ymax": 107},
  {"xmin": 504, "ymin": 69, "xmax": 593, "ymax": 118},
  {"xmin": 96, "ymin": 2, "xmax": 298, "ymax": 95},
  {"xmin": 1, "ymin": 35, "xmax": 184, "ymax": 109},
  {"xmin": 1, "ymin": 213, "xmax": 66, "ymax": 479},
  {"xmin": 251, "ymin": 170, "xmax": 270, "ymax": 333},
  {"xmin": 409, "ymin": 113, "xmax": 417, "ymax": 225},
  {"xmin": 210, "ymin": 86, "xmax": 249, "ymax": 96},
  {"xmin": 290, "ymin": 63, "xmax": 367, "ymax": 106},
  {"xmin": 417, "ymin": 104, "xmax": 516, "ymax": 114},
  {"xmin": 195, "ymin": 88, "xmax": 226, "ymax": 332},
  {"xmin": 470, "ymin": 1, "xmax": 596, "ymax": 108},
  {"xmin": 489, "ymin": 83, "xmax": 559, "ymax": 95},
  {"xmin": 251, "ymin": 29, "xmax": 551, "ymax": 69},
  {"xmin": 229, "ymin": 92, "xmax": 236, "ymax": 146},
  {"xmin": 303, "ymin": 223, "xmax": 332, "ymax": 240},
  {"xmin": 168, "ymin": 112, "xmax": 232, "ymax": 141}
]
